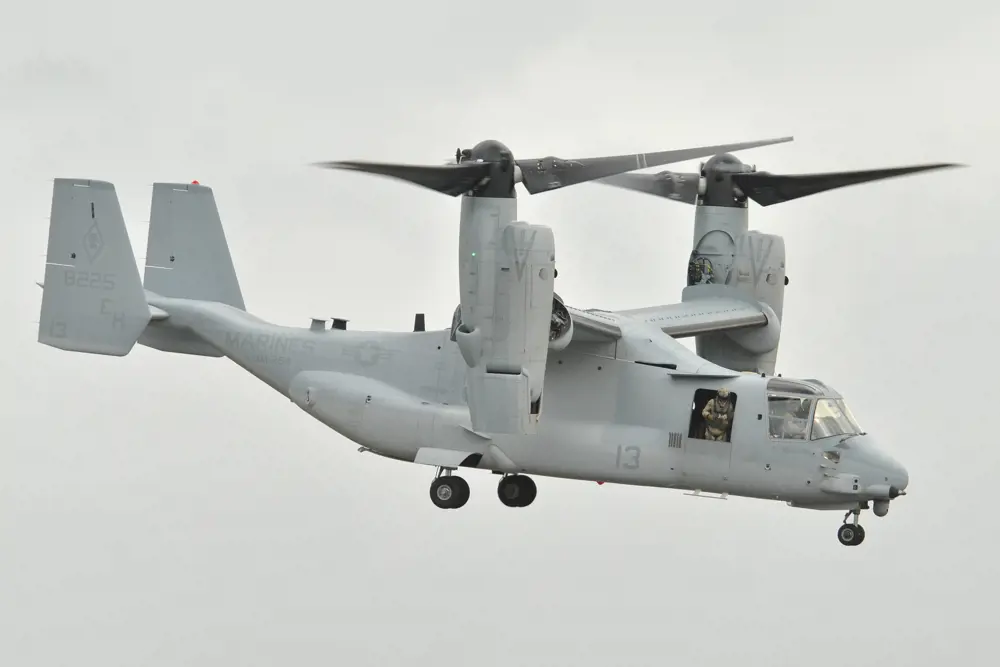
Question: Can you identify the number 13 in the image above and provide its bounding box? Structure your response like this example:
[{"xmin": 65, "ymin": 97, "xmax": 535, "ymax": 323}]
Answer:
[{"xmin": 616, "ymin": 445, "xmax": 640, "ymax": 469}]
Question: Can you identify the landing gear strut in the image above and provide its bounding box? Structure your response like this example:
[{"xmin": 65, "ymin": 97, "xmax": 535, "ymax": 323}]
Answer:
[
  {"xmin": 429, "ymin": 468, "xmax": 469, "ymax": 509},
  {"xmin": 837, "ymin": 508, "xmax": 866, "ymax": 546},
  {"xmin": 497, "ymin": 474, "xmax": 536, "ymax": 508}
]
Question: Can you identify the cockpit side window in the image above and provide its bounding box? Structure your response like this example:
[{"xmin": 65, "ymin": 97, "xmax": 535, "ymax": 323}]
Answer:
[
  {"xmin": 689, "ymin": 388, "xmax": 738, "ymax": 442},
  {"xmin": 768, "ymin": 395, "xmax": 813, "ymax": 441}
]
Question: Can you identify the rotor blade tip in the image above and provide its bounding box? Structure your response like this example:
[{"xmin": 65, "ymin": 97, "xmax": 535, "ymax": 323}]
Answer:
[
  {"xmin": 912, "ymin": 162, "xmax": 966, "ymax": 172},
  {"xmin": 312, "ymin": 160, "xmax": 361, "ymax": 171}
]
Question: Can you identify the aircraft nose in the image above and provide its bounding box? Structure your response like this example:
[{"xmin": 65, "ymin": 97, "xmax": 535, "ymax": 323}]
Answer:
[{"xmin": 890, "ymin": 461, "xmax": 909, "ymax": 495}]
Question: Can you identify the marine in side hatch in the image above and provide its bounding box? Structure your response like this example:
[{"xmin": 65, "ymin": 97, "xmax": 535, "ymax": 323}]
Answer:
[
  {"xmin": 35, "ymin": 136, "xmax": 957, "ymax": 546},
  {"xmin": 701, "ymin": 387, "xmax": 734, "ymax": 441}
]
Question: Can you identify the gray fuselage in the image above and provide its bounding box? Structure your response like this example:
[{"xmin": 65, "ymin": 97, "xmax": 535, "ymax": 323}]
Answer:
[{"xmin": 148, "ymin": 294, "xmax": 909, "ymax": 510}]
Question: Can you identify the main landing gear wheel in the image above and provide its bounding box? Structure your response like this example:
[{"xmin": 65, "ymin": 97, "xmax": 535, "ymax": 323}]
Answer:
[
  {"xmin": 430, "ymin": 475, "xmax": 469, "ymax": 509},
  {"xmin": 497, "ymin": 474, "xmax": 536, "ymax": 508},
  {"xmin": 837, "ymin": 523, "xmax": 866, "ymax": 546},
  {"xmin": 838, "ymin": 509, "xmax": 866, "ymax": 546}
]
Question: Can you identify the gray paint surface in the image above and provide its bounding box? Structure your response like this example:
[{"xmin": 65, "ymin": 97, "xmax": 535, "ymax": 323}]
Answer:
[
  {"xmin": 32, "ymin": 176, "xmax": 910, "ymax": 525},
  {"xmin": 3, "ymin": 2, "xmax": 999, "ymax": 665}
]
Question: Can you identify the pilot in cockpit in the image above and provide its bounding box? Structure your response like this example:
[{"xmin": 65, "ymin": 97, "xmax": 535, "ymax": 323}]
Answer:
[
  {"xmin": 781, "ymin": 399, "xmax": 811, "ymax": 440},
  {"xmin": 702, "ymin": 387, "xmax": 734, "ymax": 441}
]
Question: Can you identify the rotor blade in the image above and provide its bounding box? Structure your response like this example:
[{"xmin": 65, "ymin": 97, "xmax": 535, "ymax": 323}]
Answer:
[
  {"xmin": 596, "ymin": 171, "xmax": 700, "ymax": 204},
  {"xmin": 515, "ymin": 136, "xmax": 793, "ymax": 195},
  {"xmin": 732, "ymin": 163, "xmax": 964, "ymax": 207},
  {"xmin": 313, "ymin": 160, "xmax": 493, "ymax": 196}
]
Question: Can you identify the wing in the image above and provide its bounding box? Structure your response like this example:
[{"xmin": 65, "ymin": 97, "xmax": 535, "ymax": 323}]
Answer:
[
  {"xmin": 564, "ymin": 299, "xmax": 767, "ymax": 340},
  {"xmin": 565, "ymin": 306, "xmax": 622, "ymax": 341},
  {"xmin": 614, "ymin": 298, "xmax": 768, "ymax": 337}
]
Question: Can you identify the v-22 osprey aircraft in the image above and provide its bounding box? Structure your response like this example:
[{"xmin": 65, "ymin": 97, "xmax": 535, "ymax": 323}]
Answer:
[{"xmin": 36, "ymin": 136, "xmax": 958, "ymax": 546}]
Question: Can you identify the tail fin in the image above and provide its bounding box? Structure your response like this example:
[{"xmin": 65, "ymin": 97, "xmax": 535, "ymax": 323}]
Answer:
[
  {"xmin": 142, "ymin": 182, "xmax": 245, "ymax": 309},
  {"xmin": 38, "ymin": 179, "xmax": 151, "ymax": 356}
]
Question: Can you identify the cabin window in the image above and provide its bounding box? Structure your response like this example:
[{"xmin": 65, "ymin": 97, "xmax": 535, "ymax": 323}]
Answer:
[
  {"xmin": 688, "ymin": 388, "xmax": 738, "ymax": 442},
  {"xmin": 768, "ymin": 395, "xmax": 813, "ymax": 441}
]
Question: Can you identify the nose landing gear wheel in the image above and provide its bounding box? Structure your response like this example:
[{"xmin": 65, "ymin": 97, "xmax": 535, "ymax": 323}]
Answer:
[
  {"xmin": 837, "ymin": 523, "xmax": 866, "ymax": 546},
  {"xmin": 498, "ymin": 474, "xmax": 536, "ymax": 507},
  {"xmin": 430, "ymin": 475, "xmax": 470, "ymax": 509}
]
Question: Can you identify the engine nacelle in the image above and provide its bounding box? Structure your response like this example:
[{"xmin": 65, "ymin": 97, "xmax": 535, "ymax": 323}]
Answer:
[
  {"xmin": 454, "ymin": 196, "xmax": 556, "ymax": 434},
  {"xmin": 686, "ymin": 204, "xmax": 786, "ymax": 374}
]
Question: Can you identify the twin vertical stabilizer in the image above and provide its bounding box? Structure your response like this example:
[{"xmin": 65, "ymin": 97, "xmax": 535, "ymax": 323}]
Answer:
[
  {"xmin": 37, "ymin": 179, "xmax": 244, "ymax": 357},
  {"xmin": 38, "ymin": 179, "xmax": 151, "ymax": 355}
]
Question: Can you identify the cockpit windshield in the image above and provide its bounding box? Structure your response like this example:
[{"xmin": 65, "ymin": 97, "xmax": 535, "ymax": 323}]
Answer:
[
  {"xmin": 811, "ymin": 398, "xmax": 863, "ymax": 440},
  {"xmin": 766, "ymin": 378, "xmax": 863, "ymax": 441}
]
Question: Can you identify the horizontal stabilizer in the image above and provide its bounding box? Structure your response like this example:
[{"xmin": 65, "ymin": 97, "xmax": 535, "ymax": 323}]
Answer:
[{"xmin": 615, "ymin": 297, "xmax": 767, "ymax": 338}]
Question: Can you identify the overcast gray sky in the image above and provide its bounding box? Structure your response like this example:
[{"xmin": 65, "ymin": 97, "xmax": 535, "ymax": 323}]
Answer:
[{"xmin": 3, "ymin": 1, "xmax": 999, "ymax": 665}]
